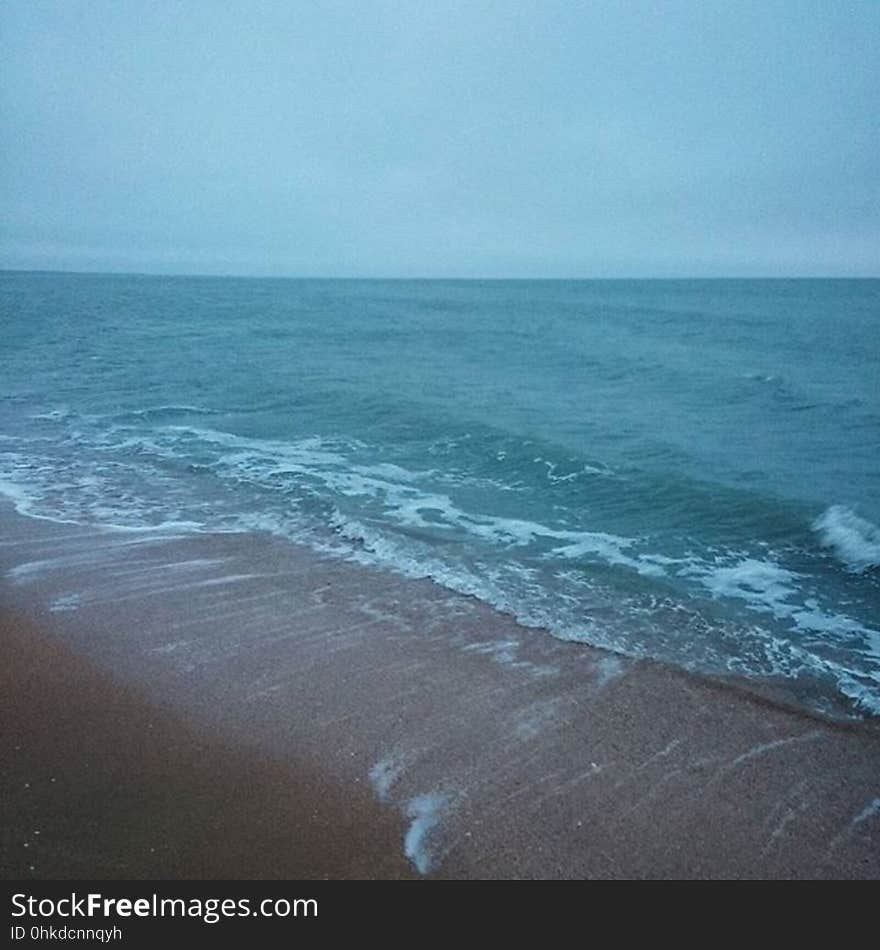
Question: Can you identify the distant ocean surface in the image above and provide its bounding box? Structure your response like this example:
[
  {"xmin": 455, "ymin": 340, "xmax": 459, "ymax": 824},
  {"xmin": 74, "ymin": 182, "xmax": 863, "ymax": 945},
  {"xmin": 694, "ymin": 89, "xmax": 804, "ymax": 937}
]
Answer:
[{"xmin": 2, "ymin": 272, "xmax": 879, "ymax": 717}]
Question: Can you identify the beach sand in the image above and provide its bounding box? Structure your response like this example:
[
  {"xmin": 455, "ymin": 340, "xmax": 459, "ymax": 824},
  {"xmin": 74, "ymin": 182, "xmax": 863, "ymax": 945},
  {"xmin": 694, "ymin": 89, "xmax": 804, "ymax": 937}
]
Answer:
[
  {"xmin": 0, "ymin": 606, "xmax": 413, "ymax": 879},
  {"xmin": 1, "ymin": 504, "xmax": 878, "ymax": 879}
]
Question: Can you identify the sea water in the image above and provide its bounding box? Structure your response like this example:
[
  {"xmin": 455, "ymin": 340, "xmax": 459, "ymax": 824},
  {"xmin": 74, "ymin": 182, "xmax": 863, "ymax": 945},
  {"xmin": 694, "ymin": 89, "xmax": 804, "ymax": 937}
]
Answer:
[{"xmin": 2, "ymin": 273, "xmax": 878, "ymax": 716}]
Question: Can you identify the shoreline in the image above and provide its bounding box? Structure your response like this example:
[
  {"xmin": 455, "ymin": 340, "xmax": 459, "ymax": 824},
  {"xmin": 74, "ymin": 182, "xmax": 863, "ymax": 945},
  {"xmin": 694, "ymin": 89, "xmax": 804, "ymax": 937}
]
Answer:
[{"xmin": 2, "ymin": 504, "xmax": 879, "ymax": 878}]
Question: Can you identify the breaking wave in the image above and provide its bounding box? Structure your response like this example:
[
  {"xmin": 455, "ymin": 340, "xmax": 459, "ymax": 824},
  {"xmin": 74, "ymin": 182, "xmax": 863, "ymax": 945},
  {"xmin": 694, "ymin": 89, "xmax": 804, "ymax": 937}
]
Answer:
[{"xmin": 813, "ymin": 505, "xmax": 880, "ymax": 573}]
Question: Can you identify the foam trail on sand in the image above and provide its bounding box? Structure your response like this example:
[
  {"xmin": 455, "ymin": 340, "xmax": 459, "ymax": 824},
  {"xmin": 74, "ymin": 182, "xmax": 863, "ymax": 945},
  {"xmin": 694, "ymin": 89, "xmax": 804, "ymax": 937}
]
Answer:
[
  {"xmin": 403, "ymin": 793, "xmax": 451, "ymax": 875},
  {"xmin": 848, "ymin": 797, "xmax": 880, "ymax": 832},
  {"xmin": 368, "ymin": 755, "xmax": 406, "ymax": 803},
  {"xmin": 594, "ymin": 655, "xmax": 626, "ymax": 688}
]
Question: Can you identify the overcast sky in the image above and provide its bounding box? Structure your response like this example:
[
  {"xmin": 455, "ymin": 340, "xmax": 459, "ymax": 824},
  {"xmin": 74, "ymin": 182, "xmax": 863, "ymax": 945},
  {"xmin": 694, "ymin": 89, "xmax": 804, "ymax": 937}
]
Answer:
[{"xmin": 1, "ymin": 1, "xmax": 878, "ymax": 277}]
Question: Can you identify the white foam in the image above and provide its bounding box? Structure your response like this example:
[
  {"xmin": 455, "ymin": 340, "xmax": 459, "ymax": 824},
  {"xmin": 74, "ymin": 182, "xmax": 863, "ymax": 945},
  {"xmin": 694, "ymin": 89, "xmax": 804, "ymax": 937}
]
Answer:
[
  {"xmin": 0, "ymin": 448, "xmax": 208, "ymax": 532},
  {"xmin": 515, "ymin": 698, "xmax": 563, "ymax": 740},
  {"xmin": 829, "ymin": 796, "xmax": 880, "ymax": 853},
  {"xmin": 551, "ymin": 533, "xmax": 666, "ymax": 577},
  {"xmin": 141, "ymin": 426, "xmax": 669, "ymax": 584},
  {"xmin": 0, "ymin": 475, "xmax": 80, "ymax": 526},
  {"xmin": 368, "ymin": 755, "xmax": 406, "ymax": 802},
  {"xmin": 49, "ymin": 593, "xmax": 82, "ymax": 612},
  {"xmin": 848, "ymin": 797, "xmax": 880, "ymax": 832},
  {"xmin": 403, "ymin": 792, "xmax": 450, "ymax": 875},
  {"xmin": 679, "ymin": 553, "xmax": 880, "ymax": 714},
  {"xmin": 691, "ymin": 557, "xmax": 801, "ymax": 618},
  {"xmin": 537, "ymin": 457, "xmax": 614, "ymax": 483},
  {"xmin": 791, "ymin": 603, "xmax": 877, "ymax": 640},
  {"xmin": 594, "ymin": 654, "xmax": 626, "ymax": 688},
  {"xmin": 101, "ymin": 520, "xmax": 206, "ymax": 534},
  {"xmin": 6, "ymin": 422, "xmax": 667, "ymax": 594},
  {"xmin": 813, "ymin": 505, "xmax": 880, "ymax": 573}
]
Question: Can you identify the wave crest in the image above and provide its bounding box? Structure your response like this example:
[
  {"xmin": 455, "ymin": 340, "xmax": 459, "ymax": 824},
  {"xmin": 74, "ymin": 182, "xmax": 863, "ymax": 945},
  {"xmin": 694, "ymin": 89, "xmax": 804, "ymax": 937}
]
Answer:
[{"xmin": 813, "ymin": 505, "xmax": 880, "ymax": 573}]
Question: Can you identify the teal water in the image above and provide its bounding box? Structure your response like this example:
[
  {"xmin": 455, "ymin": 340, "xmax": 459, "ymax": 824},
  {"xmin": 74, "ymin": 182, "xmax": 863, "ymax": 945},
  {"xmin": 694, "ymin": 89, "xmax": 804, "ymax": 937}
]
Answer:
[{"xmin": 2, "ymin": 272, "xmax": 879, "ymax": 715}]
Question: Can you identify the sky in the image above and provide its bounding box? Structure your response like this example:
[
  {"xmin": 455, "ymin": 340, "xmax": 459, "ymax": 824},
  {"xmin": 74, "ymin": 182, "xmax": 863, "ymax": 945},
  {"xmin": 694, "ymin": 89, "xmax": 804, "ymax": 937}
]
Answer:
[{"xmin": 1, "ymin": 0, "xmax": 878, "ymax": 277}]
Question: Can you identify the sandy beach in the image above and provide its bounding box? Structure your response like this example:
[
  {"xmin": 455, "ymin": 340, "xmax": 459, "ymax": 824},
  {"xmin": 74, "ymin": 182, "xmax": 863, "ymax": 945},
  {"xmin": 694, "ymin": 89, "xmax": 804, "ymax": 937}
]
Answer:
[
  {"xmin": 4, "ymin": 0, "xmax": 879, "ymax": 888},
  {"xmin": 0, "ymin": 605, "xmax": 413, "ymax": 879},
  {"xmin": 1, "ymin": 503, "xmax": 878, "ymax": 879}
]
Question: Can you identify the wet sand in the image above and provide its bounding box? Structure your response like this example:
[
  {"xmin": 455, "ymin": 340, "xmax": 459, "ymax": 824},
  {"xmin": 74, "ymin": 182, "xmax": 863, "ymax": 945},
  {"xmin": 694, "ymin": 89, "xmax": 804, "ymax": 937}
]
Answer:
[
  {"xmin": 0, "ymin": 606, "xmax": 413, "ymax": 879},
  {"xmin": 1, "ymin": 505, "xmax": 878, "ymax": 878}
]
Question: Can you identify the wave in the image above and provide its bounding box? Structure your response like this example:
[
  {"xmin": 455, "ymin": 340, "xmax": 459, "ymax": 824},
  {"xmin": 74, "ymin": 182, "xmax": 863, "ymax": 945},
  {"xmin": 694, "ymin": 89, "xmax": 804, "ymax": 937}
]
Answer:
[
  {"xmin": 4, "ymin": 419, "xmax": 880, "ymax": 717},
  {"xmin": 327, "ymin": 509, "xmax": 880, "ymax": 715},
  {"xmin": 813, "ymin": 505, "xmax": 880, "ymax": 573},
  {"xmin": 171, "ymin": 426, "xmax": 676, "ymax": 577}
]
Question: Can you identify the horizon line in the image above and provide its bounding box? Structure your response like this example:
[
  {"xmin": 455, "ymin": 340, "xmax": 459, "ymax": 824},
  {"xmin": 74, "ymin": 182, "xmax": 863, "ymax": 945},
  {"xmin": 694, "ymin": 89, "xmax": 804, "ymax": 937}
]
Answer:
[{"xmin": 1, "ymin": 266, "xmax": 878, "ymax": 282}]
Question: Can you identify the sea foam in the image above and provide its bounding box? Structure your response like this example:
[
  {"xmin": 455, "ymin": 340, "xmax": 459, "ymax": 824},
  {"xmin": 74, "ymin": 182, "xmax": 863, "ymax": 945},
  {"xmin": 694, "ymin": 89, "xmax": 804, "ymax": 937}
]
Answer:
[{"xmin": 813, "ymin": 505, "xmax": 880, "ymax": 573}]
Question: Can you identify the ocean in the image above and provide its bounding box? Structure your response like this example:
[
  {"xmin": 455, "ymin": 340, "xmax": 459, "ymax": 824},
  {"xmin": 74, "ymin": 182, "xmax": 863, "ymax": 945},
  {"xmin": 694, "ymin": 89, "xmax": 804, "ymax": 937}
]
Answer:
[{"xmin": 2, "ymin": 272, "xmax": 878, "ymax": 717}]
